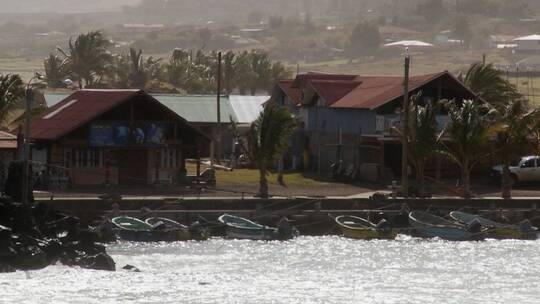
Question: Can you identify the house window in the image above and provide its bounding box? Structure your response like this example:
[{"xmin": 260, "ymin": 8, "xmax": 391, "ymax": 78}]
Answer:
[
  {"xmin": 71, "ymin": 148, "xmax": 103, "ymax": 167},
  {"xmin": 160, "ymin": 149, "xmax": 177, "ymax": 168}
]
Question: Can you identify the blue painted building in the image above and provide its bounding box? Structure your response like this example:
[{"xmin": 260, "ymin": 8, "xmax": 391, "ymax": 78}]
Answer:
[{"xmin": 270, "ymin": 71, "xmax": 477, "ymax": 180}]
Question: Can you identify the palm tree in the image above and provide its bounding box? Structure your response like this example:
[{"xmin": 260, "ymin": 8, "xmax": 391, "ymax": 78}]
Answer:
[
  {"xmin": 248, "ymin": 104, "xmax": 296, "ymax": 198},
  {"xmin": 222, "ymin": 51, "xmax": 236, "ymax": 95},
  {"xmin": 0, "ymin": 74, "xmax": 24, "ymax": 126},
  {"xmin": 463, "ymin": 63, "xmax": 520, "ymax": 108},
  {"xmin": 57, "ymin": 31, "xmax": 113, "ymax": 88},
  {"xmin": 43, "ymin": 54, "xmax": 70, "ymax": 88},
  {"xmin": 438, "ymin": 99, "xmax": 495, "ymax": 198},
  {"xmin": 405, "ymin": 93, "xmax": 439, "ymax": 197},
  {"xmin": 493, "ymin": 99, "xmax": 539, "ymax": 199}
]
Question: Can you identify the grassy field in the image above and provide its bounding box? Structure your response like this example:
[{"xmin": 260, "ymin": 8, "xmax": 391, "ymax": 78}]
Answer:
[
  {"xmin": 186, "ymin": 164, "xmax": 330, "ymax": 187},
  {"xmin": 0, "ymin": 57, "xmax": 43, "ymax": 81}
]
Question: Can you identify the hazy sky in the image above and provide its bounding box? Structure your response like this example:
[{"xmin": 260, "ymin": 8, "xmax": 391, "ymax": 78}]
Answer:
[{"xmin": 0, "ymin": 0, "xmax": 142, "ymax": 13}]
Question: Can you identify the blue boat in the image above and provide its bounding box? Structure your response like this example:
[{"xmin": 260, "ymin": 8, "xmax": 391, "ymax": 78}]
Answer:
[{"xmin": 408, "ymin": 211, "xmax": 485, "ymax": 241}]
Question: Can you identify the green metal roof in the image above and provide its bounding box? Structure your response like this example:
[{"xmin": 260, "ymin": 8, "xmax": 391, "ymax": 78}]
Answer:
[
  {"xmin": 44, "ymin": 92, "xmax": 268, "ymax": 124},
  {"xmin": 155, "ymin": 95, "xmax": 237, "ymax": 123}
]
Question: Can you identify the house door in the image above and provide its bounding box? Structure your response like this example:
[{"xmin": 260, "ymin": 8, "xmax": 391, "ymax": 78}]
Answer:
[{"xmin": 117, "ymin": 150, "xmax": 148, "ymax": 185}]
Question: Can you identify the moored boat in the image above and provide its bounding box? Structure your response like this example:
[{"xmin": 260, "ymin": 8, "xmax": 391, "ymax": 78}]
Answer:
[
  {"xmin": 112, "ymin": 216, "xmax": 156, "ymax": 241},
  {"xmin": 335, "ymin": 215, "xmax": 398, "ymax": 240},
  {"xmin": 218, "ymin": 214, "xmax": 297, "ymax": 240},
  {"xmin": 449, "ymin": 211, "xmax": 538, "ymax": 240},
  {"xmin": 145, "ymin": 217, "xmax": 192, "ymax": 240},
  {"xmin": 408, "ymin": 211, "xmax": 485, "ymax": 241}
]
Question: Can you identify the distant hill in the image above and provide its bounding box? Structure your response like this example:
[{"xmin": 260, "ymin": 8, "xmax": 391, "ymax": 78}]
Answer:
[{"xmin": 0, "ymin": 0, "xmax": 141, "ymax": 13}]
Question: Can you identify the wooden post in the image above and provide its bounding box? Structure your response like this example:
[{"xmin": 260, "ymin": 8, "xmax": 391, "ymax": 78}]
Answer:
[{"xmin": 401, "ymin": 53, "xmax": 410, "ymax": 197}]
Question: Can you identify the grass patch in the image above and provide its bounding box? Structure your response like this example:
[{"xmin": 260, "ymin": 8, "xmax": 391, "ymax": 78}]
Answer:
[{"xmin": 186, "ymin": 163, "xmax": 330, "ymax": 186}]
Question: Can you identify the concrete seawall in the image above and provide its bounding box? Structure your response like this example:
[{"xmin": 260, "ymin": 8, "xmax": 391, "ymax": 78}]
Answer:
[{"xmin": 40, "ymin": 197, "xmax": 540, "ymax": 235}]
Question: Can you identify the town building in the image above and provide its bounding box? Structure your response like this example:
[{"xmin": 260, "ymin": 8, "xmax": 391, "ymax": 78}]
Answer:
[
  {"xmin": 28, "ymin": 89, "xmax": 210, "ymax": 187},
  {"xmin": 44, "ymin": 93, "xmax": 268, "ymax": 160},
  {"xmin": 270, "ymin": 71, "xmax": 478, "ymax": 181},
  {"xmin": 514, "ymin": 34, "xmax": 540, "ymax": 52}
]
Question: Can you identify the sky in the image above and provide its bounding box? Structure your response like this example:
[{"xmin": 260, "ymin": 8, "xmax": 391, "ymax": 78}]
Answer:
[{"xmin": 0, "ymin": 0, "xmax": 141, "ymax": 13}]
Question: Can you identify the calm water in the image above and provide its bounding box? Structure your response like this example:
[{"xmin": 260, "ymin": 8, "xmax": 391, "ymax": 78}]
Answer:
[{"xmin": 2, "ymin": 236, "xmax": 540, "ymax": 304}]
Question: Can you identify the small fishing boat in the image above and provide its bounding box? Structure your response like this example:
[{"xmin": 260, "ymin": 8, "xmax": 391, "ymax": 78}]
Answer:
[
  {"xmin": 145, "ymin": 217, "xmax": 210, "ymax": 241},
  {"xmin": 449, "ymin": 211, "xmax": 538, "ymax": 240},
  {"xmin": 408, "ymin": 211, "xmax": 485, "ymax": 241},
  {"xmin": 218, "ymin": 214, "xmax": 297, "ymax": 240},
  {"xmin": 335, "ymin": 215, "xmax": 398, "ymax": 240},
  {"xmin": 145, "ymin": 217, "xmax": 192, "ymax": 240},
  {"xmin": 112, "ymin": 216, "xmax": 156, "ymax": 242}
]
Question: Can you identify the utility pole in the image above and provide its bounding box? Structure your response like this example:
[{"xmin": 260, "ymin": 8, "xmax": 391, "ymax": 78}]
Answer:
[
  {"xmin": 401, "ymin": 50, "xmax": 410, "ymax": 198},
  {"xmin": 216, "ymin": 51, "xmax": 222, "ymax": 165},
  {"xmin": 22, "ymin": 87, "xmax": 33, "ymax": 205}
]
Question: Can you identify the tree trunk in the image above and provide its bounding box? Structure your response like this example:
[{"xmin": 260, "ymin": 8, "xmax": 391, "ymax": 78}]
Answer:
[
  {"xmin": 462, "ymin": 168, "xmax": 471, "ymax": 199},
  {"xmin": 277, "ymin": 157, "xmax": 284, "ymax": 186},
  {"xmin": 258, "ymin": 164, "xmax": 268, "ymax": 198},
  {"xmin": 501, "ymin": 155, "xmax": 512, "ymax": 199},
  {"xmin": 416, "ymin": 163, "xmax": 425, "ymax": 198}
]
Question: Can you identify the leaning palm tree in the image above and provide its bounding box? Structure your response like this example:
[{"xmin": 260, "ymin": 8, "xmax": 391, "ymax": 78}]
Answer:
[
  {"xmin": 493, "ymin": 99, "xmax": 539, "ymax": 199},
  {"xmin": 463, "ymin": 63, "xmax": 520, "ymax": 108},
  {"xmin": 0, "ymin": 74, "xmax": 24, "ymax": 126},
  {"xmin": 43, "ymin": 54, "xmax": 70, "ymax": 88},
  {"xmin": 405, "ymin": 93, "xmax": 439, "ymax": 197},
  {"xmin": 438, "ymin": 100, "xmax": 495, "ymax": 198},
  {"xmin": 248, "ymin": 104, "xmax": 296, "ymax": 198},
  {"xmin": 57, "ymin": 31, "xmax": 113, "ymax": 88}
]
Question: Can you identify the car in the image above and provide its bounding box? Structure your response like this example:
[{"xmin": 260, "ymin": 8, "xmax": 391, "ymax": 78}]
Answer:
[{"xmin": 492, "ymin": 156, "xmax": 540, "ymax": 185}]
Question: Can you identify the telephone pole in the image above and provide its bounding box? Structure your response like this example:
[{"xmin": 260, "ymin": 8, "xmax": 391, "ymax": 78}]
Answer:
[
  {"xmin": 216, "ymin": 51, "xmax": 222, "ymax": 164},
  {"xmin": 401, "ymin": 51, "xmax": 410, "ymax": 197}
]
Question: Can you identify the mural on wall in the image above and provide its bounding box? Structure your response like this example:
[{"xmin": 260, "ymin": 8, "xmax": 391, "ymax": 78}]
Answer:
[{"xmin": 89, "ymin": 122, "xmax": 168, "ymax": 146}]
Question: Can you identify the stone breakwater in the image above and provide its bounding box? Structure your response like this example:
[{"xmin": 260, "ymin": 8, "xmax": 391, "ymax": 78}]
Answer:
[{"xmin": 0, "ymin": 197, "xmax": 115, "ymax": 273}]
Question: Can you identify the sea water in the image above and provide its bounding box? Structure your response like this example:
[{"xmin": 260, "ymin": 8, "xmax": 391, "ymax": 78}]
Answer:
[{"xmin": 2, "ymin": 236, "xmax": 539, "ymax": 304}]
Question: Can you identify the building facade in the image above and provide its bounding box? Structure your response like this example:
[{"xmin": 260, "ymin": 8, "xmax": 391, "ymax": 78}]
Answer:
[
  {"xmin": 270, "ymin": 71, "xmax": 478, "ymax": 180},
  {"xmin": 29, "ymin": 89, "xmax": 210, "ymax": 187}
]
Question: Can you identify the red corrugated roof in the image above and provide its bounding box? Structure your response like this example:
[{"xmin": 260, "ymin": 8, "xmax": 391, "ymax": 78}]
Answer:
[
  {"xmin": 278, "ymin": 80, "xmax": 302, "ymax": 105},
  {"xmin": 0, "ymin": 131, "xmax": 16, "ymax": 140},
  {"xmin": 0, "ymin": 131, "xmax": 17, "ymax": 149},
  {"xmin": 29, "ymin": 89, "xmax": 141, "ymax": 140},
  {"xmin": 308, "ymin": 80, "xmax": 362, "ymax": 106},
  {"xmin": 291, "ymin": 72, "xmax": 358, "ymax": 88},
  {"xmin": 277, "ymin": 71, "xmax": 475, "ymax": 110},
  {"xmin": 331, "ymin": 72, "xmax": 446, "ymax": 109}
]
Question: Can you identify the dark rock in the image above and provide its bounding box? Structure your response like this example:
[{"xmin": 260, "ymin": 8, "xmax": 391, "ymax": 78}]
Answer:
[
  {"xmin": 0, "ymin": 196, "xmax": 116, "ymax": 271},
  {"xmin": 122, "ymin": 264, "xmax": 141, "ymax": 272},
  {"xmin": 0, "ymin": 263, "xmax": 17, "ymax": 273},
  {"xmin": 77, "ymin": 253, "xmax": 116, "ymax": 271}
]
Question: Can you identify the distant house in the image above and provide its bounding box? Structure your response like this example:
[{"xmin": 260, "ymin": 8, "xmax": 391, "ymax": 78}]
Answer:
[
  {"xmin": 30, "ymin": 90, "xmax": 210, "ymax": 187},
  {"xmin": 270, "ymin": 72, "xmax": 478, "ymax": 180},
  {"xmin": 489, "ymin": 35, "xmax": 517, "ymax": 49},
  {"xmin": 514, "ymin": 35, "xmax": 540, "ymax": 52}
]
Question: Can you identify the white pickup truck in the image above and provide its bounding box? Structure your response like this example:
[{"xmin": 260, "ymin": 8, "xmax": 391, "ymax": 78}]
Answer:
[{"xmin": 492, "ymin": 156, "xmax": 540, "ymax": 185}]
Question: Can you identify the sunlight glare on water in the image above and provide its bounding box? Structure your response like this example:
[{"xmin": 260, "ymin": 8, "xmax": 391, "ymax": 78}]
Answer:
[{"xmin": 2, "ymin": 236, "xmax": 539, "ymax": 304}]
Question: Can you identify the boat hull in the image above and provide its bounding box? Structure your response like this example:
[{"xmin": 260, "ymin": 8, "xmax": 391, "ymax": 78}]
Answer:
[
  {"xmin": 409, "ymin": 224, "xmax": 479, "ymax": 241},
  {"xmin": 486, "ymin": 227, "xmax": 537, "ymax": 240},
  {"xmin": 225, "ymin": 226, "xmax": 280, "ymax": 240},
  {"xmin": 340, "ymin": 227, "xmax": 398, "ymax": 240},
  {"xmin": 409, "ymin": 211, "xmax": 483, "ymax": 241}
]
